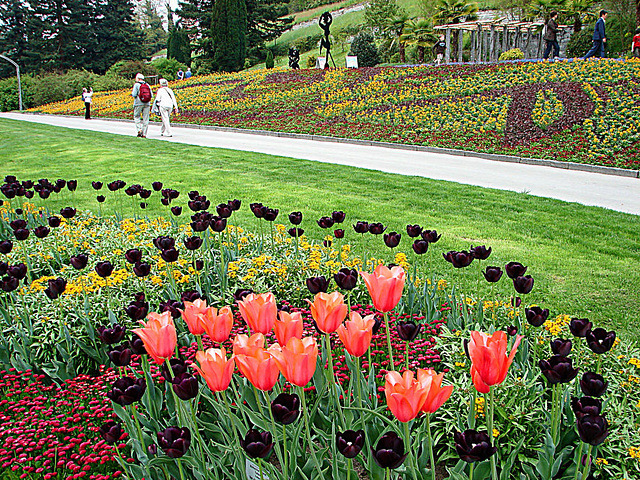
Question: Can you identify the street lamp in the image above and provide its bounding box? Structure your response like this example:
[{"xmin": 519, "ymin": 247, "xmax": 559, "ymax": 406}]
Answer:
[{"xmin": 0, "ymin": 54, "xmax": 23, "ymax": 111}]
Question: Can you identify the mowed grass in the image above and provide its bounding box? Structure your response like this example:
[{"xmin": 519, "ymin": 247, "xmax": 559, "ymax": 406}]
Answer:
[{"xmin": 1, "ymin": 118, "xmax": 639, "ymax": 339}]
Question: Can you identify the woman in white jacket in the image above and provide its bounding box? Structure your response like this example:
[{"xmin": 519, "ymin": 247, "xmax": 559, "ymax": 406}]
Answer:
[{"xmin": 153, "ymin": 78, "xmax": 179, "ymax": 137}]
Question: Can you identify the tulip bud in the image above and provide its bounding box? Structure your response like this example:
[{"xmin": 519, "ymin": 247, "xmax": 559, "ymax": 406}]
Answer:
[
  {"xmin": 421, "ymin": 230, "xmax": 441, "ymax": 243},
  {"xmin": 505, "ymin": 262, "xmax": 527, "ymax": 279},
  {"xmin": 172, "ymin": 372, "xmax": 199, "ymax": 401},
  {"xmin": 334, "ymin": 228, "xmax": 345, "ymax": 239},
  {"xmin": 353, "ymin": 221, "xmax": 368, "ymax": 234},
  {"xmin": 331, "ymin": 211, "xmax": 346, "ymax": 223},
  {"xmin": 133, "ymin": 262, "xmax": 151, "ymax": 277},
  {"xmin": 585, "ymin": 328, "xmax": 616, "ymax": 354},
  {"xmin": 383, "ymin": 232, "xmax": 401, "ymax": 249},
  {"xmin": 412, "ymin": 239, "xmax": 429, "ymax": 254},
  {"xmin": 371, "ymin": 431, "xmax": 407, "ymax": 469},
  {"xmin": 368, "ymin": 222, "xmax": 386, "ymax": 235},
  {"xmin": 336, "ymin": 430, "xmax": 365, "ymax": 458},
  {"xmin": 334, "ymin": 268, "xmax": 358, "ymax": 290},
  {"xmin": 95, "ymin": 261, "xmax": 114, "ymax": 278},
  {"xmin": 317, "ymin": 216, "xmax": 334, "ymax": 229},
  {"xmin": 406, "ymin": 224, "xmax": 422, "ymax": 237},
  {"xmin": 157, "ymin": 427, "xmax": 191, "ymax": 458},
  {"xmin": 576, "ymin": 414, "xmax": 609, "ymax": 446},
  {"xmin": 525, "ymin": 306, "xmax": 549, "ymax": 327},
  {"xmin": 454, "ymin": 429, "xmax": 497, "ymax": 463},
  {"xmin": 171, "ymin": 206, "xmax": 182, "ymax": 216},
  {"xmin": 99, "ymin": 421, "xmax": 122, "ymax": 445},
  {"xmin": 482, "ymin": 266, "xmax": 503, "ymax": 283},
  {"xmin": 34, "ymin": 226, "xmax": 50, "ymax": 238},
  {"xmin": 60, "ymin": 207, "xmax": 76, "ymax": 219},
  {"xmin": 513, "ymin": 275, "xmax": 534, "ymax": 294},
  {"xmin": 240, "ymin": 429, "xmax": 273, "ymax": 459},
  {"xmin": 106, "ymin": 377, "xmax": 146, "ymax": 405},
  {"xmin": 92, "ymin": 181, "xmax": 103, "ymax": 190},
  {"xmin": 470, "ymin": 245, "xmax": 491, "ymax": 260},
  {"xmin": 538, "ymin": 355, "xmax": 579, "ymax": 384},
  {"xmin": 306, "ymin": 276, "xmax": 329, "ymax": 294},
  {"xmin": 0, "ymin": 240, "xmax": 13, "ymax": 255},
  {"xmin": 70, "ymin": 254, "xmax": 89, "ymax": 270},
  {"xmin": 108, "ymin": 344, "xmax": 133, "ymax": 367},
  {"xmin": 271, "ymin": 393, "xmax": 300, "ymax": 425},
  {"xmin": 97, "ymin": 324, "xmax": 126, "ymax": 344},
  {"xmin": 396, "ymin": 320, "xmax": 421, "ymax": 341},
  {"xmin": 288, "ymin": 211, "xmax": 302, "ymax": 225},
  {"xmin": 580, "ymin": 372, "xmax": 608, "ymax": 397},
  {"xmin": 550, "ymin": 338, "xmax": 572, "ymax": 356},
  {"xmin": 571, "ymin": 396, "xmax": 602, "ymax": 418},
  {"xmin": 570, "ymin": 318, "xmax": 592, "ymax": 337}
]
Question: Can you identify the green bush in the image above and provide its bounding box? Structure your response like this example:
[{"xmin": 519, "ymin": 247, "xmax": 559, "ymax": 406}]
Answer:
[
  {"xmin": 150, "ymin": 58, "xmax": 187, "ymax": 81},
  {"xmin": 265, "ymin": 50, "xmax": 275, "ymax": 69},
  {"xmin": 93, "ymin": 72, "xmax": 132, "ymax": 92},
  {"xmin": 349, "ymin": 32, "xmax": 380, "ymax": 67},
  {"xmin": 0, "ymin": 76, "xmax": 35, "ymax": 112},
  {"xmin": 499, "ymin": 48, "xmax": 525, "ymax": 61},
  {"xmin": 32, "ymin": 70, "xmax": 99, "ymax": 106},
  {"xmin": 107, "ymin": 60, "xmax": 158, "ymax": 80},
  {"xmin": 567, "ymin": 27, "xmax": 593, "ymax": 58},
  {"xmin": 306, "ymin": 54, "xmax": 317, "ymax": 68},
  {"xmin": 294, "ymin": 33, "xmax": 323, "ymax": 53}
]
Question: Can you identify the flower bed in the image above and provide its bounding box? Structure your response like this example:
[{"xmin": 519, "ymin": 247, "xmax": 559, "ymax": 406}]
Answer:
[{"xmin": 31, "ymin": 61, "xmax": 640, "ymax": 169}]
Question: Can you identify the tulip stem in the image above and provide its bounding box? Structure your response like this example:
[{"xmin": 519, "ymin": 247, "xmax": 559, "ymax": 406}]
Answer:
[
  {"xmin": 177, "ymin": 458, "xmax": 186, "ymax": 480},
  {"xmin": 113, "ymin": 444, "xmax": 133, "ymax": 480},
  {"xmin": 385, "ymin": 468, "xmax": 390, "ymax": 480},
  {"xmin": 427, "ymin": 415, "xmax": 436, "ymax": 480},
  {"xmin": 266, "ymin": 392, "xmax": 285, "ymax": 477},
  {"xmin": 258, "ymin": 458, "xmax": 264, "ymax": 480},
  {"xmin": 403, "ymin": 421, "xmax": 418, "ymax": 480},
  {"xmin": 282, "ymin": 424, "xmax": 288, "ymax": 479},
  {"xmin": 298, "ymin": 385, "xmax": 324, "ymax": 479},
  {"xmin": 196, "ymin": 335, "xmax": 204, "ymax": 352},
  {"xmin": 581, "ymin": 444, "xmax": 593, "ymax": 480},
  {"xmin": 131, "ymin": 405, "xmax": 146, "ymax": 452},
  {"xmin": 468, "ymin": 462, "xmax": 475, "ymax": 480},
  {"xmin": 405, "ymin": 341, "xmax": 410, "ymax": 371},
  {"xmin": 220, "ymin": 390, "xmax": 240, "ymax": 449},
  {"xmin": 325, "ymin": 332, "xmax": 345, "ymax": 429},
  {"xmin": 347, "ymin": 458, "xmax": 352, "ymax": 480},
  {"xmin": 384, "ymin": 312, "xmax": 394, "ymax": 371},
  {"xmin": 487, "ymin": 388, "xmax": 498, "ymax": 480},
  {"xmin": 469, "ymin": 389, "xmax": 476, "ymax": 429},
  {"xmin": 572, "ymin": 442, "xmax": 584, "ymax": 480}
]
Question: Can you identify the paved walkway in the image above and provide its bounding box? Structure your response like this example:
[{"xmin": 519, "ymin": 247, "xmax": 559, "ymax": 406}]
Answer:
[{"xmin": 3, "ymin": 112, "xmax": 640, "ymax": 215}]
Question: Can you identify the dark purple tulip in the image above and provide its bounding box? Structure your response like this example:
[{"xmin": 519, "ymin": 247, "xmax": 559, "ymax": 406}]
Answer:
[
  {"xmin": 24, "ymin": 191, "xmax": 33, "ymax": 199},
  {"xmin": 421, "ymin": 230, "xmax": 441, "ymax": 243},
  {"xmin": 323, "ymin": 239, "xmax": 332, "ymax": 248},
  {"xmin": 506, "ymin": 325, "xmax": 518, "ymax": 336},
  {"xmin": 34, "ymin": 226, "xmax": 50, "ymax": 239},
  {"xmin": 0, "ymin": 240, "xmax": 13, "ymax": 254},
  {"xmin": 353, "ymin": 221, "xmax": 368, "ymax": 234},
  {"xmin": 4, "ymin": 175, "xmax": 16, "ymax": 182},
  {"xmin": 1, "ymin": 276, "xmax": 19, "ymax": 292},
  {"xmin": 336, "ymin": 430, "xmax": 365, "ymax": 459},
  {"xmin": 569, "ymin": 318, "xmax": 593, "ymax": 338},
  {"xmin": 263, "ymin": 208, "xmax": 279, "ymax": 222},
  {"xmin": 15, "ymin": 208, "xmax": 24, "ymax": 214},
  {"xmin": 44, "ymin": 277, "xmax": 67, "ymax": 300},
  {"xmin": 577, "ymin": 414, "xmax": 609, "ymax": 446},
  {"xmin": 513, "ymin": 275, "xmax": 534, "ymax": 294},
  {"xmin": 334, "ymin": 268, "xmax": 358, "ymax": 290},
  {"xmin": 580, "ymin": 372, "xmax": 608, "ymax": 397},
  {"xmin": 48, "ymin": 216, "xmax": 61, "ymax": 228},
  {"xmin": 181, "ymin": 290, "xmax": 201, "ymax": 303},
  {"xmin": 539, "ymin": 355, "xmax": 579, "ymax": 384},
  {"xmin": 97, "ymin": 195, "xmax": 106, "ymax": 203},
  {"xmin": 572, "ymin": 397, "xmax": 602, "ymax": 418},
  {"xmin": 92, "ymin": 181, "xmax": 103, "ymax": 190},
  {"xmin": 153, "ymin": 236, "xmax": 175, "ymax": 251},
  {"xmin": 406, "ymin": 225, "xmax": 423, "ymax": 238},
  {"xmin": 14, "ymin": 229, "xmax": 29, "ymax": 241},
  {"xmin": 383, "ymin": 232, "xmax": 401, "ymax": 249},
  {"xmin": 210, "ymin": 216, "xmax": 227, "ymax": 232},
  {"xmin": 482, "ymin": 266, "xmax": 502, "ymax": 283},
  {"xmin": 470, "ymin": 245, "xmax": 491, "ymax": 260},
  {"xmin": 234, "ymin": 288, "xmax": 254, "ymax": 301},
  {"xmin": 332, "ymin": 211, "xmax": 346, "ymax": 223},
  {"xmin": 130, "ymin": 333, "xmax": 147, "ymax": 355},
  {"xmin": 288, "ymin": 227, "xmax": 304, "ymax": 237},
  {"xmin": 9, "ymin": 219, "xmax": 27, "ymax": 230},
  {"xmin": 317, "ymin": 216, "xmax": 334, "ymax": 229},
  {"xmin": 160, "ymin": 299, "xmax": 183, "ymax": 319},
  {"xmin": 188, "ymin": 190, "xmax": 199, "ymax": 200},
  {"xmin": 0, "ymin": 262, "xmax": 7, "ymax": 276},
  {"xmin": 133, "ymin": 262, "xmax": 151, "ymax": 277},
  {"xmin": 505, "ymin": 262, "xmax": 527, "ymax": 279},
  {"xmin": 194, "ymin": 260, "xmax": 204, "ymax": 271},
  {"xmin": 60, "ymin": 207, "xmax": 76, "ymax": 219},
  {"xmin": 372, "ymin": 316, "xmax": 383, "ymax": 335},
  {"xmin": 125, "ymin": 248, "xmax": 142, "ymax": 264},
  {"xmin": 585, "ymin": 328, "xmax": 616, "ymax": 354},
  {"xmin": 334, "ymin": 229, "xmax": 345, "ymax": 239},
  {"xmin": 152, "ymin": 182, "xmax": 163, "ymax": 191},
  {"xmin": 184, "ymin": 236, "xmax": 203, "ymax": 251},
  {"xmin": 451, "ymin": 251, "xmax": 474, "ymax": 268},
  {"xmin": 191, "ymin": 219, "xmax": 208, "ymax": 231},
  {"xmin": 125, "ymin": 185, "xmax": 140, "ymax": 197},
  {"xmin": 7, "ymin": 263, "xmax": 27, "ymax": 280},
  {"xmin": 228, "ymin": 199, "xmax": 241, "ymax": 211},
  {"xmin": 140, "ymin": 202, "xmax": 148, "ymax": 208},
  {"xmin": 39, "ymin": 189, "xmax": 51, "ymax": 199},
  {"xmin": 95, "ymin": 261, "xmax": 114, "ymax": 278},
  {"xmin": 368, "ymin": 222, "xmax": 386, "ymax": 235},
  {"xmin": 125, "ymin": 295, "xmax": 149, "ymax": 320},
  {"xmin": 454, "ymin": 430, "xmax": 497, "ymax": 463},
  {"xmin": 371, "ymin": 431, "xmax": 407, "ymax": 470},
  {"xmin": 250, "ymin": 203, "xmax": 265, "ymax": 218},
  {"xmin": 289, "ymin": 211, "xmax": 302, "ymax": 225},
  {"xmin": 551, "ymin": 338, "xmax": 572, "ymax": 356},
  {"xmin": 67, "ymin": 180, "xmax": 77, "ymax": 191},
  {"xmin": 139, "ymin": 190, "xmax": 151, "ymax": 199},
  {"xmin": 216, "ymin": 203, "xmax": 232, "ymax": 218},
  {"xmin": 99, "ymin": 422, "xmax": 122, "ymax": 445},
  {"xmin": 397, "ymin": 320, "xmax": 421, "ymax": 341},
  {"xmin": 97, "ymin": 324, "xmax": 126, "ymax": 344},
  {"xmin": 171, "ymin": 206, "xmax": 182, "ymax": 216},
  {"xmin": 55, "ymin": 179, "xmax": 66, "ymax": 189},
  {"xmin": 240, "ymin": 429, "xmax": 273, "ymax": 459},
  {"xmin": 106, "ymin": 377, "xmax": 146, "ymax": 405},
  {"xmin": 108, "ymin": 344, "xmax": 132, "ymax": 367},
  {"xmin": 168, "ymin": 189, "xmax": 179, "ymax": 200},
  {"xmin": 271, "ymin": 393, "xmax": 300, "ymax": 425},
  {"xmin": 512, "ymin": 296, "xmax": 522, "ymax": 308},
  {"xmin": 157, "ymin": 427, "xmax": 191, "ymax": 458},
  {"xmin": 525, "ymin": 306, "xmax": 549, "ymax": 327},
  {"xmin": 172, "ymin": 373, "xmax": 199, "ymax": 401},
  {"xmin": 306, "ymin": 276, "xmax": 329, "ymax": 294},
  {"xmin": 162, "ymin": 358, "xmax": 189, "ymax": 381}
]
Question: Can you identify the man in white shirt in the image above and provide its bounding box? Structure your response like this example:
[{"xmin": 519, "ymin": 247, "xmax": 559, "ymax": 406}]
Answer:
[{"xmin": 152, "ymin": 78, "xmax": 179, "ymax": 137}]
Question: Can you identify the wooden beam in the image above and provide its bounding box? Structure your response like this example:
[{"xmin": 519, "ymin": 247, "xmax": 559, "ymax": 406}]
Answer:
[{"xmin": 445, "ymin": 28, "xmax": 451, "ymax": 63}]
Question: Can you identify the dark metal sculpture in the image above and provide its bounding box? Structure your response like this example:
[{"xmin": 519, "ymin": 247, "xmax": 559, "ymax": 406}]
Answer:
[
  {"xmin": 319, "ymin": 11, "xmax": 336, "ymax": 69},
  {"xmin": 288, "ymin": 46, "xmax": 300, "ymax": 69}
]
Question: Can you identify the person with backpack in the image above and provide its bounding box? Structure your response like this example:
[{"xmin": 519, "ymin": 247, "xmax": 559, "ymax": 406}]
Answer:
[{"xmin": 131, "ymin": 73, "xmax": 153, "ymax": 137}]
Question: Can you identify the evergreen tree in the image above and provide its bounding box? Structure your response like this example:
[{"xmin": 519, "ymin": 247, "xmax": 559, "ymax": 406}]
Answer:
[
  {"xmin": 364, "ymin": 0, "xmax": 399, "ymax": 36},
  {"xmin": 176, "ymin": 0, "xmax": 214, "ymax": 61},
  {"xmin": 167, "ymin": 24, "xmax": 192, "ymax": 65},
  {"xmin": 245, "ymin": 0, "xmax": 293, "ymax": 59},
  {"xmin": 211, "ymin": 0, "xmax": 247, "ymax": 72},
  {"xmin": 138, "ymin": 0, "xmax": 168, "ymax": 56},
  {"xmin": 0, "ymin": 0, "xmax": 44, "ymax": 76}
]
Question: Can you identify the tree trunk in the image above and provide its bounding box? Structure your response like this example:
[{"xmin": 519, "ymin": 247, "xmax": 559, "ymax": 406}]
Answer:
[
  {"xmin": 573, "ymin": 14, "xmax": 582, "ymax": 33},
  {"xmin": 637, "ymin": 0, "xmax": 640, "ymax": 28},
  {"xmin": 399, "ymin": 42, "xmax": 405, "ymax": 63},
  {"xmin": 418, "ymin": 46, "xmax": 424, "ymax": 63}
]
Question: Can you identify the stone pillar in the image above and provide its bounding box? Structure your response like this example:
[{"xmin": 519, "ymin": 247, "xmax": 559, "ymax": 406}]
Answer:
[
  {"xmin": 501, "ymin": 26, "xmax": 508, "ymax": 57},
  {"xmin": 524, "ymin": 27, "xmax": 532, "ymax": 59},
  {"xmin": 445, "ymin": 28, "xmax": 451, "ymax": 63},
  {"xmin": 490, "ymin": 25, "xmax": 496, "ymax": 61},
  {"xmin": 458, "ymin": 28, "xmax": 464, "ymax": 62},
  {"xmin": 536, "ymin": 27, "xmax": 544, "ymax": 58},
  {"xmin": 470, "ymin": 29, "xmax": 476, "ymax": 63},
  {"xmin": 477, "ymin": 24, "xmax": 483, "ymax": 62}
]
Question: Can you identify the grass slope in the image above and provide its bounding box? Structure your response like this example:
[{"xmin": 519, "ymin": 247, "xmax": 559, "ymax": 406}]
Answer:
[{"xmin": 1, "ymin": 118, "xmax": 639, "ymax": 338}]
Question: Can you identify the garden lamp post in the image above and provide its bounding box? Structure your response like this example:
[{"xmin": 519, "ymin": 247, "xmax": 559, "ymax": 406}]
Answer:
[{"xmin": 0, "ymin": 54, "xmax": 23, "ymax": 111}]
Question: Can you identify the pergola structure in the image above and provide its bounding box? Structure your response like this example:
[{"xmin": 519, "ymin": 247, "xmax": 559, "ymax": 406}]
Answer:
[{"xmin": 434, "ymin": 20, "xmax": 573, "ymax": 63}]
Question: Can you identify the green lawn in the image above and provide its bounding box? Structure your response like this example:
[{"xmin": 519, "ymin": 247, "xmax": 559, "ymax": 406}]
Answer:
[{"xmin": 1, "ymin": 118, "xmax": 639, "ymax": 339}]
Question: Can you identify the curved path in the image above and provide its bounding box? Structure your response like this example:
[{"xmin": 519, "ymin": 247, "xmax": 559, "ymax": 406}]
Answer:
[{"xmin": 3, "ymin": 112, "xmax": 639, "ymax": 215}]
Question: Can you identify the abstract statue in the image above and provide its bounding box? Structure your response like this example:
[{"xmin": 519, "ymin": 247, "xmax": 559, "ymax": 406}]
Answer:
[
  {"xmin": 319, "ymin": 12, "xmax": 336, "ymax": 69},
  {"xmin": 288, "ymin": 46, "xmax": 300, "ymax": 69}
]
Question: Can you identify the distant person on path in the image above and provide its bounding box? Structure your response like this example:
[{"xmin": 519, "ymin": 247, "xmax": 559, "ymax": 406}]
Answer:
[
  {"xmin": 177, "ymin": 68, "xmax": 185, "ymax": 81},
  {"xmin": 185, "ymin": 67, "xmax": 192, "ymax": 79},
  {"xmin": 543, "ymin": 11, "xmax": 560, "ymax": 60},
  {"xmin": 632, "ymin": 28, "xmax": 640, "ymax": 58},
  {"xmin": 81, "ymin": 87, "xmax": 93, "ymax": 120},
  {"xmin": 152, "ymin": 78, "xmax": 179, "ymax": 137},
  {"xmin": 433, "ymin": 35, "xmax": 447, "ymax": 65},
  {"xmin": 583, "ymin": 10, "xmax": 607, "ymax": 59},
  {"xmin": 131, "ymin": 73, "xmax": 153, "ymax": 138}
]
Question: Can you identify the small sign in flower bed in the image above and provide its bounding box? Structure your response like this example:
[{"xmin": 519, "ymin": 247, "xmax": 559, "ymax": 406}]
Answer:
[{"xmin": 0, "ymin": 175, "xmax": 639, "ymax": 479}]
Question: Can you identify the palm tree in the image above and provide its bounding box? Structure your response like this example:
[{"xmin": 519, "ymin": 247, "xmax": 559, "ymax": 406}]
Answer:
[
  {"xmin": 384, "ymin": 13, "xmax": 411, "ymax": 63},
  {"xmin": 432, "ymin": 0, "xmax": 478, "ymax": 59},
  {"xmin": 562, "ymin": 0, "xmax": 596, "ymax": 32},
  {"xmin": 400, "ymin": 18, "xmax": 437, "ymax": 64}
]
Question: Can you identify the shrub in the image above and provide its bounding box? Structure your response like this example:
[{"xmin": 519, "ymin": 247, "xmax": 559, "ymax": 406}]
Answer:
[
  {"xmin": 265, "ymin": 50, "xmax": 275, "ymax": 69},
  {"xmin": 499, "ymin": 48, "xmax": 525, "ymax": 61},
  {"xmin": 150, "ymin": 58, "xmax": 188, "ymax": 82},
  {"xmin": 93, "ymin": 72, "xmax": 132, "ymax": 92},
  {"xmin": 31, "ymin": 70, "xmax": 99, "ymax": 106},
  {"xmin": 567, "ymin": 26, "xmax": 593, "ymax": 58},
  {"xmin": 107, "ymin": 60, "xmax": 158, "ymax": 80},
  {"xmin": 306, "ymin": 54, "xmax": 317, "ymax": 68},
  {"xmin": 0, "ymin": 75, "xmax": 35, "ymax": 111},
  {"xmin": 349, "ymin": 32, "xmax": 380, "ymax": 67}
]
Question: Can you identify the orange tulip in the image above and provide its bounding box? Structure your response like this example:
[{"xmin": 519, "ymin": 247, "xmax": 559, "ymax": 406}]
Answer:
[
  {"xmin": 384, "ymin": 370, "xmax": 428, "ymax": 422},
  {"xmin": 232, "ymin": 333, "xmax": 265, "ymax": 356},
  {"xmin": 133, "ymin": 311, "xmax": 177, "ymax": 365},
  {"xmin": 417, "ymin": 369, "xmax": 454, "ymax": 413},
  {"xmin": 359, "ymin": 264, "xmax": 406, "ymax": 313},
  {"xmin": 202, "ymin": 306, "xmax": 234, "ymax": 343},
  {"xmin": 336, "ymin": 311, "xmax": 375, "ymax": 357},
  {"xmin": 274, "ymin": 311, "xmax": 303, "ymax": 346},
  {"xmin": 306, "ymin": 291, "xmax": 348, "ymax": 334},
  {"xmin": 270, "ymin": 337, "xmax": 318, "ymax": 387},
  {"xmin": 181, "ymin": 298, "xmax": 210, "ymax": 336},
  {"xmin": 237, "ymin": 292, "xmax": 277, "ymax": 334},
  {"xmin": 234, "ymin": 347, "xmax": 280, "ymax": 391},
  {"xmin": 193, "ymin": 347, "xmax": 235, "ymax": 392},
  {"xmin": 468, "ymin": 330, "xmax": 523, "ymax": 393}
]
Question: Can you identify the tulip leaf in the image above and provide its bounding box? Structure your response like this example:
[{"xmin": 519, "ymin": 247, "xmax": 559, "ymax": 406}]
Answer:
[
  {"xmin": 473, "ymin": 460, "xmax": 492, "ymax": 480},
  {"xmin": 500, "ymin": 437, "xmax": 525, "ymax": 480}
]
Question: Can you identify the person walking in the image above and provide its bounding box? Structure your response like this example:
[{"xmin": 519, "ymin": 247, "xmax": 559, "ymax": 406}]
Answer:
[
  {"xmin": 131, "ymin": 73, "xmax": 153, "ymax": 138},
  {"xmin": 82, "ymin": 87, "xmax": 93, "ymax": 120},
  {"xmin": 433, "ymin": 35, "xmax": 447, "ymax": 66},
  {"xmin": 632, "ymin": 28, "xmax": 640, "ymax": 58},
  {"xmin": 184, "ymin": 67, "xmax": 192, "ymax": 79},
  {"xmin": 152, "ymin": 78, "xmax": 179, "ymax": 137},
  {"xmin": 583, "ymin": 10, "xmax": 607, "ymax": 59},
  {"xmin": 543, "ymin": 11, "xmax": 560, "ymax": 60}
]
